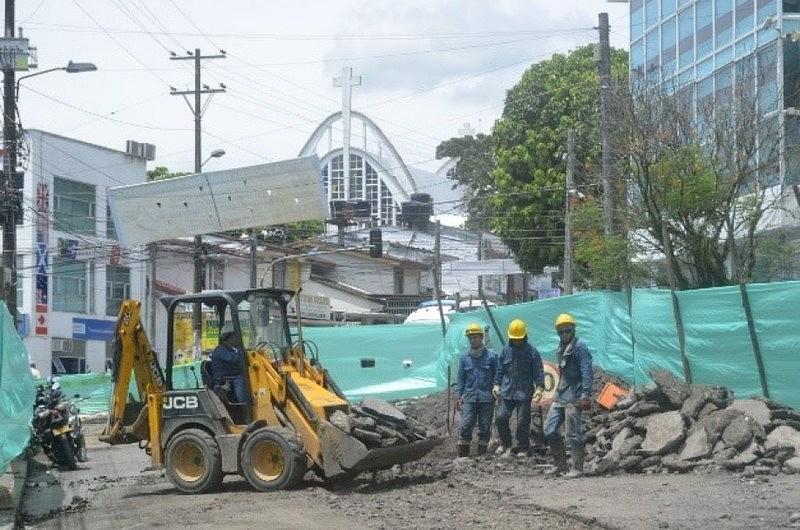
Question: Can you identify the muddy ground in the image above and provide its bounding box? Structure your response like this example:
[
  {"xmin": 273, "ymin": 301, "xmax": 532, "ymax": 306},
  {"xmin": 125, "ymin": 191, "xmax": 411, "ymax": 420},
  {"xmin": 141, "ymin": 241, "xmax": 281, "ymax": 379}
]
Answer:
[{"xmin": 21, "ymin": 416, "xmax": 800, "ymax": 530}]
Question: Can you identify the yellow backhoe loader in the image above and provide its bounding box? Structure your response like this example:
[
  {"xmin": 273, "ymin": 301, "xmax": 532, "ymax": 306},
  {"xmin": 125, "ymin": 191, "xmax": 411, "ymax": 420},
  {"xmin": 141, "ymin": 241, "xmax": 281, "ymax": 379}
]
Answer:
[{"xmin": 99, "ymin": 288, "xmax": 440, "ymax": 493}]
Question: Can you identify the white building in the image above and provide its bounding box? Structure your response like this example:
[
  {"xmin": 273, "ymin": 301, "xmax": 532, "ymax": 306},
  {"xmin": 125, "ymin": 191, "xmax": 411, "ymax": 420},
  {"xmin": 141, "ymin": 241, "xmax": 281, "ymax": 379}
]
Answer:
[{"xmin": 14, "ymin": 130, "xmax": 150, "ymax": 378}]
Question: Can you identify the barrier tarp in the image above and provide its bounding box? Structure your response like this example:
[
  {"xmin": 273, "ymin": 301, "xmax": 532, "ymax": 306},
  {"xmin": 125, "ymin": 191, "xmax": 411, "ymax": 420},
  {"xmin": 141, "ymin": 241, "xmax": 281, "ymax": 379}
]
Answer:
[
  {"xmin": 436, "ymin": 283, "xmax": 800, "ymax": 409},
  {"xmin": 0, "ymin": 303, "xmax": 37, "ymax": 472}
]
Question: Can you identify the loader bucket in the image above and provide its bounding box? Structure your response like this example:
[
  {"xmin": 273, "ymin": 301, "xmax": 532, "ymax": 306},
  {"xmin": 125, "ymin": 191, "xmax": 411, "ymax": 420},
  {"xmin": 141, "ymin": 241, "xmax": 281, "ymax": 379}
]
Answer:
[{"xmin": 318, "ymin": 421, "xmax": 442, "ymax": 478}]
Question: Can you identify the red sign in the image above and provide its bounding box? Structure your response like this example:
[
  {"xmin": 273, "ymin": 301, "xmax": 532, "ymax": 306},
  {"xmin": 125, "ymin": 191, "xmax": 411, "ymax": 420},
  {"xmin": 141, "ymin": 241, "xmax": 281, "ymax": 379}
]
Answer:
[{"xmin": 35, "ymin": 312, "xmax": 48, "ymax": 336}]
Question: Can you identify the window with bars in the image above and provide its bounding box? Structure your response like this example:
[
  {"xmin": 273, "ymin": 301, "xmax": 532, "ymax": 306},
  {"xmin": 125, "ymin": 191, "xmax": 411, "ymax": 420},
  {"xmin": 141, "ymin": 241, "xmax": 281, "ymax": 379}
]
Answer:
[
  {"xmin": 52, "ymin": 258, "xmax": 87, "ymax": 313},
  {"xmin": 321, "ymin": 164, "xmax": 329, "ymax": 197},
  {"xmin": 365, "ymin": 161, "xmax": 379, "ymax": 219},
  {"xmin": 105, "ymin": 266, "xmax": 130, "ymax": 317},
  {"xmin": 53, "ymin": 177, "xmax": 96, "ymax": 236}
]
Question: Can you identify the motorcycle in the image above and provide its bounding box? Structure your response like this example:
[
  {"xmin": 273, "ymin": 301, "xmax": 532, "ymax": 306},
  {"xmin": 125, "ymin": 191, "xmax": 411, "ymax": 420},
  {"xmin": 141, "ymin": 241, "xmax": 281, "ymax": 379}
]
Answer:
[
  {"xmin": 31, "ymin": 381, "xmax": 82, "ymax": 470},
  {"xmin": 68, "ymin": 395, "xmax": 88, "ymax": 463}
]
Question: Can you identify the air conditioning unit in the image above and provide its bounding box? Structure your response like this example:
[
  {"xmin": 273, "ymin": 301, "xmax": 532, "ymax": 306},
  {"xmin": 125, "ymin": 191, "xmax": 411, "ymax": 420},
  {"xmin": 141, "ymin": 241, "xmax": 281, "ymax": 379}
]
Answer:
[{"xmin": 125, "ymin": 141, "xmax": 157, "ymax": 161}]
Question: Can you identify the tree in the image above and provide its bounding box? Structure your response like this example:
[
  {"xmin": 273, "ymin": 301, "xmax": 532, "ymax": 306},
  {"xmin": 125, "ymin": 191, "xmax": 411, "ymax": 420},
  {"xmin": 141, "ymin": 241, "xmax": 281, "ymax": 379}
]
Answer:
[
  {"xmin": 147, "ymin": 166, "xmax": 190, "ymax": 181},
  {"xmin": 435, "ymin": 133, "xmax": 494, "ymax": 229},
  {"xmin": 488, "ymin": 45, "xmax": 628, "ymax": 273},
  {"xmin": 604, "ymin": 66, "xmax": 786, "ymax": 288}
]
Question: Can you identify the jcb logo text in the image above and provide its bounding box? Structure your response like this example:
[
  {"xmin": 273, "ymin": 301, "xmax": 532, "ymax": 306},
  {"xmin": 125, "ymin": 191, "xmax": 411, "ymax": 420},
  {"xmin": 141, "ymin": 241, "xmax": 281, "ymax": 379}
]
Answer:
[{"xmin": 163, "ymin": 396, "xmax": 199, "ymax": 410}]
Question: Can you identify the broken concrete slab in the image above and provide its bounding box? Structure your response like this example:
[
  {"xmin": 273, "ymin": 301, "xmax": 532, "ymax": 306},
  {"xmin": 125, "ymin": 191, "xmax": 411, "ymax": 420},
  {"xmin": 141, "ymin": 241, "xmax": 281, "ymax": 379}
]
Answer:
[
  {"xmin": 651, "ymin": 370, "xmax": 690, "ymax": 408},
  {"xmin": 611, "ymin": 426, "xmax": 633, "ymax": 453},
  {"xmin": 765, "ymin": 426, "xmax": 800, "ymax": 454},
  {"xmin": 641, "ymin": 411, "xmax": 685, "ymax": 455},
  {"xmin": 620, "ymin": 455, "xmax": 644, "ymax": 471},
  {"xmin": 352, "ymin": 416, "xmax": 376, "ymax": 431},
  {"xmin": 662, "ymin": 457, "xmax": 698, "ymax": 473},
  {"xmin": 681, "ymin": 386, "xmax": 730, "ymax": 419},
  {"xmin": 352, "ymin": 428, "xmax": 382, "ymax": 445},
  {"xmin": 728, "ymin": 399, "xmax": 771, "ymax": 427},
  {"xmin": 721, "ymin": 415, "xmax": 754, "ymax": 450},
  {"xmin": 783, "ymin": 456, "xmax": 800, "ymax": 474},
  {"xmin": 772, "ymin": 409, "xmax": 800, "ymax": 423},
  {"xmin": 762, "ymin": 444, "xmax": 795, "ymax": 463},
  {"xmin": 697, "ymin": 402, "xmax": 719, "ymax": 419},
  {"xmin": 680, "ymin": 429, "xmax": 712, "ymax": 461},
  {"xmin": 639, "ymin": 455, "xmax": 661, "ymax": 469},
  {"xmin": 359, "ymin": 398, "xmax": 407, "ymax": 425},
  {"xmin": 627, "ymin": 401, "xmax": 664, "ymax": 417},
  {"xmin": 721, "ymin": 442, "xmax": 760, "ymax": 469},
  {"xmin": 330, "ymin": 410, "xmax": 353, "ymax": 432},
  {"xmin": 689, "ymin": 408, "xmax": 744, "ymax": 444}
]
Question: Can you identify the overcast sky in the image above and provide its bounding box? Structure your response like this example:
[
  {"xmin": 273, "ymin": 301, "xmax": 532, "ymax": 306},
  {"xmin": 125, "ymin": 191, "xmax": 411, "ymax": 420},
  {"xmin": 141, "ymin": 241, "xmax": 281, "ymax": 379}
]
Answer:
[{"xmin": 15, "ymin": 0, "xmax": 629, "ymax": 179}]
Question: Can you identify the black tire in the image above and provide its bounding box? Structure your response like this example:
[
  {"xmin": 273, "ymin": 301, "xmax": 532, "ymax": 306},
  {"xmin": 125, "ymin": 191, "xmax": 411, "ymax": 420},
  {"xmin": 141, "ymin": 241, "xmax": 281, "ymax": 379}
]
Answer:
[
  {"xmin": 240, "ymin": 427, "xmax": 306, "ymax": 492},
  {"xmin": 165, "ymin": 429, "xmax": 224, "ymax": 494},
  {"xmin": 75, "ymin": 434, "xmax": 88, "ymax": 462},
  {"xmin": 54, "ymin": 434, "xmax": 77, "ymax": 470}
]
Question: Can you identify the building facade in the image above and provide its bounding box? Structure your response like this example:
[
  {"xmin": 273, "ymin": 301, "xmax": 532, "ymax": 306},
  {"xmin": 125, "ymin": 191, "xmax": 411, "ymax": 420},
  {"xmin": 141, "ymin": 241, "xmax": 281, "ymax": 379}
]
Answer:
[
  {"xmin": 628, "ymin": 0, "xmax": 800, "ymax": 187},
  {"xmin": 15, "ymin": 130, "xmax": 149, "ymax": 378}
]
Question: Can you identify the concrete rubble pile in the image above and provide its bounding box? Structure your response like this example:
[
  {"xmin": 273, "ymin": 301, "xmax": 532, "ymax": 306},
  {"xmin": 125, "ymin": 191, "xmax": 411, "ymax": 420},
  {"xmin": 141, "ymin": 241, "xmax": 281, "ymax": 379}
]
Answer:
[
  {"xmin": 585, "ymin": 370, "xmax": 800, "ymax": 476},
  {"xmin": 329, "ymin": 398, "xmax": 435, "ymax": 448}
]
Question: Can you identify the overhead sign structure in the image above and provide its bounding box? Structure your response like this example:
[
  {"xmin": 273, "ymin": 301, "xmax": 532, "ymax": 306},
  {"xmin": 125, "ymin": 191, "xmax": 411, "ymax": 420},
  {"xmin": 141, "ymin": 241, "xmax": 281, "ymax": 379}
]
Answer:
[{"xmin": 108, "ymin": 156, "xmax": 326, "ymax": 247}]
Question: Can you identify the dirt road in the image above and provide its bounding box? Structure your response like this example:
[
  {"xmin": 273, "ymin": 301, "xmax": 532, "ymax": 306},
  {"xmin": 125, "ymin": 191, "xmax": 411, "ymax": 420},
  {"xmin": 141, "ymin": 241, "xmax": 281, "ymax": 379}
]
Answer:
[{"xmin": 22, "ymin": 426, "xmax": 800, "ymax": 530}]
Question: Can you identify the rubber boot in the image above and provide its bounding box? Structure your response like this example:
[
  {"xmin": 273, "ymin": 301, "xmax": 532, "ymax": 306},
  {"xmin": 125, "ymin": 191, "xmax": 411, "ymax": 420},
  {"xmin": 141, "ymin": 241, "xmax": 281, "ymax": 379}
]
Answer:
[
  {"xmin": 476, "ymin": 443, "xmax": 488, "ymax": 456},
  {"xmin": 545, "ymin": 437, "xmax": 568, "ymax": 477},
  {"xmin": 457, "ymin": 442, "xmax": 470, "ymax": 458},
  {"xmin": 564, "ymin": 445, "xmax": 585, "ymax": 479}
]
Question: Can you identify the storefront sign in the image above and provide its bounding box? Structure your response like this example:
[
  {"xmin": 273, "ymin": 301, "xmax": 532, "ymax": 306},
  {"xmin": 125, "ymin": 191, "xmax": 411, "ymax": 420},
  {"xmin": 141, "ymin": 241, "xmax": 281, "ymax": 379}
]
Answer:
[{"xmin": 72, "ymin": 318, "xmax": 116, "ymax": 341}]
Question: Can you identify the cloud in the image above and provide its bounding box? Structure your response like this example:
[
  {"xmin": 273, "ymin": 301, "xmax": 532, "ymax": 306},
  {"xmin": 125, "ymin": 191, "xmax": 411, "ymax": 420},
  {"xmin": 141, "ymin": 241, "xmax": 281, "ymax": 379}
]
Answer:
[{"xmin": 323, "ymin": 0, "xmax": 619, "ymax": 101}]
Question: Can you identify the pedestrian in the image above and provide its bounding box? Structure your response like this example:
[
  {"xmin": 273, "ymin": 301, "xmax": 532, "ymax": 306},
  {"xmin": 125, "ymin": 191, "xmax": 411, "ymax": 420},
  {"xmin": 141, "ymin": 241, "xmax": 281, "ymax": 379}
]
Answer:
[
  {"xmin": 544, "ymin": 313, "xmax": 593, "ymax": 478},
  {"xmin": 493, "ymin": 319, "xmax": 545, "ymax": 458},
  {"xmin": 456, "ymin": 323, "xmax": 498, "ymax": 458}
]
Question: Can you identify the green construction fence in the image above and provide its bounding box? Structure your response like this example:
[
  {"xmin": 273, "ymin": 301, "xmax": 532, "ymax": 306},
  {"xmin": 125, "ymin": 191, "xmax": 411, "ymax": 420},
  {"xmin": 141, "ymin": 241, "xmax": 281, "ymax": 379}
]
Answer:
[
  {"xmin": 437, "ymin": 282, "xmax": 800, "ymax": 409},
  {"xmin": 0, "ymin": 303, "xmax": 37, "ymax": 473}
]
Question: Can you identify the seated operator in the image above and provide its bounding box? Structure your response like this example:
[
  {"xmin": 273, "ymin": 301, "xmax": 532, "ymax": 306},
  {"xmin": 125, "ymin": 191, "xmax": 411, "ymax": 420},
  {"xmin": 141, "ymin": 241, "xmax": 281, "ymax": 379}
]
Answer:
[{"xmin": 209, "ymin": 324, "xmax": 248, "ymax": 404}]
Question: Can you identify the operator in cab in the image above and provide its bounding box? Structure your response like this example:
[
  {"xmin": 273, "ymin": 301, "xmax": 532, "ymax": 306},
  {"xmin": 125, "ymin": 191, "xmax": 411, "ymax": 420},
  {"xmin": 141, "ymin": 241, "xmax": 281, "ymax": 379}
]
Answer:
[{"xmin": 210, "ymin": 323, "xmax": 249, "ymax": 404}]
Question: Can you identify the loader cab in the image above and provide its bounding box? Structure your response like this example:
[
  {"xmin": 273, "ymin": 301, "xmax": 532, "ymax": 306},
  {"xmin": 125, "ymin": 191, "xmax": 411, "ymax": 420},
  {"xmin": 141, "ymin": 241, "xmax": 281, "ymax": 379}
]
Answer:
[{"xmin": 163, "ymin": 288, "xmax": 295, "ymax": 424}]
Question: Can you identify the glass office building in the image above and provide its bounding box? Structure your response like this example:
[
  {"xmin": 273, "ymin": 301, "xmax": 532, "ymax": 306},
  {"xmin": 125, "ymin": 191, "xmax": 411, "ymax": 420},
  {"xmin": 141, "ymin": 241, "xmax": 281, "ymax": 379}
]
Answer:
[{"xmin": 629, "ymin": 0, "xmax": 800, "ymax": 186}]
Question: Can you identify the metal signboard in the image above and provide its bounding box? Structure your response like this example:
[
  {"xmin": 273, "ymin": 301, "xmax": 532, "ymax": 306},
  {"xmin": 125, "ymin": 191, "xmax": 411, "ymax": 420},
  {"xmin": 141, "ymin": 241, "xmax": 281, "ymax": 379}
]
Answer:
[
  {"xmin": 72, "ymin": 318, "xmax": 116, "ymax": 341},
  {"xmin": 0, "ymin": 37, "xmax": 30, "ymax": 70},
  {"xmin": 108, "ymin": 156, "xmax": 326, "ymax": 247}
]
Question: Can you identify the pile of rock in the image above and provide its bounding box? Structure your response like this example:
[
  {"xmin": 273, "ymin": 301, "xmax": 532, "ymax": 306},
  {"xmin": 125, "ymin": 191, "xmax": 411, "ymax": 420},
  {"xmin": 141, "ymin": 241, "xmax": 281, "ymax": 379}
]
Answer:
[
  {"xmin": 585, "ymin": 370, "xmax": 800, "ymax": 476},
  {"xmin": 330, "ymin": 398, "xmax": 434, "ymax": 448}
]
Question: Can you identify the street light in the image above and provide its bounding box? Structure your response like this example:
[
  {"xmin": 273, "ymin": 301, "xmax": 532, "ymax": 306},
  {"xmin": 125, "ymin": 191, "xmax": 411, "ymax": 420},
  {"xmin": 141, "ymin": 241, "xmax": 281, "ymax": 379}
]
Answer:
[
  {"xmin": 201, "ymin": 149, "xmax": 226, "ymax": 168},
  {"xmin": 15, "ymin": 60, "xmax": 98, "ymax": 100}
]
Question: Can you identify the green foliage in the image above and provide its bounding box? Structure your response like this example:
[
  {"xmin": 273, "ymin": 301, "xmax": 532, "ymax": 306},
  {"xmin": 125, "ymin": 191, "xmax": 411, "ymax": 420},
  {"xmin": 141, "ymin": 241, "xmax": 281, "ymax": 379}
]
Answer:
[
  {"xmin": 489, "ymin": 45, "xmax": 628, "ymax": 273},
  {"xmin": 260, "ymin": 220, "xmax": 325, "ymax": 244},
  {"xmin": 435, "ymin": 134, "xmax": 494, "ymax": 229},
  {"xmin": 146, "ymin": 166, "xmax": 191, "ymax": 181}
]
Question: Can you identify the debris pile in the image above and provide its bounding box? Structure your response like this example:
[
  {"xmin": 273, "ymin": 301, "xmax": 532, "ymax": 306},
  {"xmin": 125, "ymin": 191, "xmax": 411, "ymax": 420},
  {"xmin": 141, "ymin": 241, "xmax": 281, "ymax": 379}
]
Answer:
[
  {"xmin": 585, "ymin": 370, "xmax": 800, "ymax": 476},
  {"xmin": 330, "ymin": 398, "xmax": 434, "ymax": 448}
]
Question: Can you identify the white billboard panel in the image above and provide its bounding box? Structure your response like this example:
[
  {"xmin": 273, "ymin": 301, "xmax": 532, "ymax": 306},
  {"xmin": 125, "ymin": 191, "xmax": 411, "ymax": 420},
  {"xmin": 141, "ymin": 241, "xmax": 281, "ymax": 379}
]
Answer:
[
  {"xmin": 442, "ymin": 258, "xmax": 523, "ymax": 277},
  {"xmin": 108, "ymin": 156, "xmax": 325, "ymax": 247}
]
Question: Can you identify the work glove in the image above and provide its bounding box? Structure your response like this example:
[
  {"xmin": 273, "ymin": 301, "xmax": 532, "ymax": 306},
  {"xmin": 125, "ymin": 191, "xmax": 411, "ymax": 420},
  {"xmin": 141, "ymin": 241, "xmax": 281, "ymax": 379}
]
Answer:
[
  {"xmin": 532, "ymin": 387, "xmax": 544, "ymax": 403},
  {"xmin": 579, "ymin": 397, "xmax": 591, "ymax": 411},
  {"xmin": 492, "ymin": 384, "xmax": 501, "ymax": 399}
]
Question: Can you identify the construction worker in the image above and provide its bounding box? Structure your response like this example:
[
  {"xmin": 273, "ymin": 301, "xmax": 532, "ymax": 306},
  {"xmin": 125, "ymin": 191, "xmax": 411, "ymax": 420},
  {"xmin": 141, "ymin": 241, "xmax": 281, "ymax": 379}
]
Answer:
[
  {"xmin": 210, "ymin": 323, "xmax": 249, "ymax": 404},
  {"xmin": 493, "ymin": 319, "xmax": 545, "ymax": 458},
  {"xmin": 544, "ymin": 313, "xmax": 593, "ymax": 478},
  {"xmin": 456, "ymin": 323, "xmax": 498, "ymax": 458}
]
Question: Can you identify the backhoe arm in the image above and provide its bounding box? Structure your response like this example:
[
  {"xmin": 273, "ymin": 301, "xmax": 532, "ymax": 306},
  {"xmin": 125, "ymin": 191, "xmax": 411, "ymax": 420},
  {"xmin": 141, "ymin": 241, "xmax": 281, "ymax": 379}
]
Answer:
[{"xmin": 100, "ymin": 300, "xmax": 166, "ymax": 446}]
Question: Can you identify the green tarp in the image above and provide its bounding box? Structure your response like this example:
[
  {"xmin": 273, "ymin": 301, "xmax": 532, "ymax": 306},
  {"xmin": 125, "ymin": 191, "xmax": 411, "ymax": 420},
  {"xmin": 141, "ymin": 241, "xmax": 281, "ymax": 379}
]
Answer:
[
  {"xmin": 54, "ymin": 282, "xmax": 800, "ymax": 415},
  {"xmin": 437, "ymin": 283, "xmax": 800, "ymax": 409},
  {"xmin": 0, "ymin": 303, "xmax": 37, "ymax": 472}
]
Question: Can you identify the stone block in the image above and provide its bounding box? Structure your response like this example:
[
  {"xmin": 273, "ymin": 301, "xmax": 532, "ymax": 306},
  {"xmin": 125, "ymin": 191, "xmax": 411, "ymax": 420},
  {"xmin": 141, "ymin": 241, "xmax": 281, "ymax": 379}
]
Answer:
[
  {"xmin": 360, "ymin": 398, "xmax": 407, "ymax": 424},
  {"xmin": 641, "ymin": 411, "xmax": 685, "ymax": 455},
  {"xmin": 728, "ymin": 399, "xmax": 771, "ymax": 427},
  {"xmin": 766, "ymin": 426, "xmax": 800, "ymax": 454},
  {"xmin": 680, "ymin": 429, "xmax": 712, "ymax": 461},
  {"xmin": 721, "ymin": 415, "xmax": 754, "ymax": 450}
]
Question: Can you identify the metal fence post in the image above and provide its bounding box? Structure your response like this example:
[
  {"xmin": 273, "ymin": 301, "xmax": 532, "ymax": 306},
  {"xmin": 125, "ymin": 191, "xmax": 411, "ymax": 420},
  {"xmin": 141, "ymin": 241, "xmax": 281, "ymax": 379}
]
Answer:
[{"xmin": 739, "ymin": 283, "xmax": 769, "ymax": 398}]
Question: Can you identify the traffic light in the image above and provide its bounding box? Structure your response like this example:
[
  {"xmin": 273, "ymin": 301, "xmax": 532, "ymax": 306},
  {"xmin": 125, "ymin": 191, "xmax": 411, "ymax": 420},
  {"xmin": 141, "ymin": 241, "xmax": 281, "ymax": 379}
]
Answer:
[{"xmin": 369, "ymin": 228, "xmax": 382, "ymax": 258}]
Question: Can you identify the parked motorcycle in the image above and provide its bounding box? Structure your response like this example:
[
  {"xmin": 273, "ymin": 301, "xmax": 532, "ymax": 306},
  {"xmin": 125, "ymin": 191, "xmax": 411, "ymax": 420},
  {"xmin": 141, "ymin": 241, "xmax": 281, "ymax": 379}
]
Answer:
[{"xmin": 31, "ymin": 380, "xmax": 84, "ymax": 470}]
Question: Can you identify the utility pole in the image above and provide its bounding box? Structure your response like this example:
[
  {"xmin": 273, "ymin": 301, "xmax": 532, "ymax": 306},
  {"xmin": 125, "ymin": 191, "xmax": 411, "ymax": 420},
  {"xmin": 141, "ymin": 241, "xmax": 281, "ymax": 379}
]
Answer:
[
  {"xmin": 2, "ymin": 0, "xmax": 17, "ymax": 318},
  {"xmin": 147, "ymin": 242, "xmax": 157, "ymax": 341},
  {"xmin": 249, "ymin": 228, "xmax": 257, "ymax": 289},
  {"xmin": 170, "ymin": 48, "xmax": 225, "ymax": 355},
  {"xmin": 476, "ymin": 231, "xmax": 483, "ymax": 295},
  {"xmin": 564, "ymin": 129, "xmax": 575, "ymax": 295},
  {"xmin": 597, "ymin": 12, "xmax": 614, "ymax": 237},
  {"xmin": 433, "ymin": 221, "xmax": 446, "ymax": 337}
]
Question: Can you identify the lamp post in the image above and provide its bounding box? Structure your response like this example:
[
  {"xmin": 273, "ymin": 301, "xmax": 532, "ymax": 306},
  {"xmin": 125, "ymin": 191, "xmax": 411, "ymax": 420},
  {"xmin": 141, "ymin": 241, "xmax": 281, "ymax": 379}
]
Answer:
[
  {"xmin": 2, "ymin": 58, "xmax": 97, "ymax": 321},
  {"xmin": 15, "ymin": 60, "xmax": 97, "ymax": 100},
  {"xmin": 200, "ymin": 148, "xmax": 225, "ymax": 168}
]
